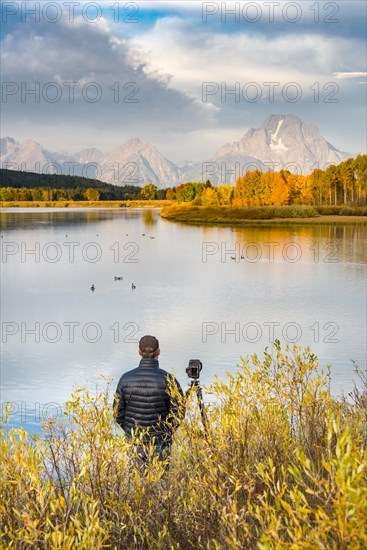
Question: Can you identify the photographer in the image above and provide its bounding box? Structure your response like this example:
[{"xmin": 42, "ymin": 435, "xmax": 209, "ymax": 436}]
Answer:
[{"xmin": 113, "ymin": 335, "xmax": 185, "ymax": 465}]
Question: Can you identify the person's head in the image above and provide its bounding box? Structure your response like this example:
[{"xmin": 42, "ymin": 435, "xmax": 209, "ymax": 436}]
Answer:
[{"xmin": 139, "ymin": 335, "xmax": 160, "ymax": 359}]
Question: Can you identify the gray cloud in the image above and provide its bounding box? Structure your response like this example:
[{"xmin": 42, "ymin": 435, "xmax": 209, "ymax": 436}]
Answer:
[{"xmin": 1, "ymin": 17, "xmax": 216, "ymax": 155}]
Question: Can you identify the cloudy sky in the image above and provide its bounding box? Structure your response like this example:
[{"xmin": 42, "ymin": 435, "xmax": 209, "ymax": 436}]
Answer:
[{"xmin": 1, "ymin": 0, "xmax": 366, "ymax": 161}]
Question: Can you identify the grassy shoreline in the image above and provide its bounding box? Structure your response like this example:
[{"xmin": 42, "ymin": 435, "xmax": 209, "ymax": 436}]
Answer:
[
  {"xmin": 161, "ymin": 204, "xmax": 367, "ymax": 226},
  {"xmin": 162, "ymin": 215, "xmax": 367, "ymax": 226},
  {"xmin": 2, "ymin": 201, "xmax": 366, "ymax": 225}
]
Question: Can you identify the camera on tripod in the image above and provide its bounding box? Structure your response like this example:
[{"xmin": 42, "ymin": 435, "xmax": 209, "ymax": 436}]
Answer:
[
  {"xmin": 186, "ymin": 359, "xmax": 203, "ymax": 381},
  {"xmin": 185, "ymin": 359, "xmax": 208, "ymax": 434}
]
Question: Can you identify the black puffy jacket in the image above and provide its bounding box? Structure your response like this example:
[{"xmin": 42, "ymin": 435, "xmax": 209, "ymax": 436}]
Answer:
[{"xmin": 113, "ymin": 358, "xmax": 184, "ymax": 445}]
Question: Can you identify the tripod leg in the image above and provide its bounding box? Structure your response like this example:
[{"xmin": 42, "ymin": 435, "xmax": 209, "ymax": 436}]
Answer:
[{"xmin": 196, "ymin": 386, "xmax": 209, "ymax": 435}]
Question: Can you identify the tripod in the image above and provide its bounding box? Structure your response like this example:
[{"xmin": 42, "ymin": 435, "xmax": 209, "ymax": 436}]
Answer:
[{"xmin": 188, "ymin": 380, "xmax": 209, "ymax": 435}]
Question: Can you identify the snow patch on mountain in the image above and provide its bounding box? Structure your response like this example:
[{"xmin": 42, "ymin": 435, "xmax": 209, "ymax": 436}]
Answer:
[{"xmin": 269, "ymin": 118, "xmax": 288, "ymax": 153}]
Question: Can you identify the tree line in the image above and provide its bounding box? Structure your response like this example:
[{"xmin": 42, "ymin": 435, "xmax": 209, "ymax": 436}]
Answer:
[
  {"xmin": 0, "ymin": 169, "xmax": 145, "ymax": 201},
  {"xmin": 1, "ymin": 155, "xmax": 366, "ymax": 205},
  {"xmin": 165, "ymin": 155, "xmax": 367, "ymax": 207},
  {"xmin": 233, "ymin": 155, "xmax": 367, "ymax": 207}
]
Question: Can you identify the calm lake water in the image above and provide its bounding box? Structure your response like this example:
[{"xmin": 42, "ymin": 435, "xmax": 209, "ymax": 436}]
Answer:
[{"xmin": 1, "ymin": 208, "xmax": 366, "ymax": 433}]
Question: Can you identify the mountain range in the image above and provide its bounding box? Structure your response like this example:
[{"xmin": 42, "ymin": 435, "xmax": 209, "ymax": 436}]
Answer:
[{"xmin": 0, "ymin": 115, "xmax": 353, "ymax": 188}]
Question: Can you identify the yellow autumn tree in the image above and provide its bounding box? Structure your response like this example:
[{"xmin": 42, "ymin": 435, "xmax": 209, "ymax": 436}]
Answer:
[
  {"xmin": 258, "ymin": 171, "xmax": 274, "ymax": 205},
  {"xmin": 201, "ymin": 187, "xmax": 220, "ymax": 206},
  {"xmin": 234, "ymin": 169, "xmax": 262, "ymax": 206},
  {"xmin": 217, "ymin": 185, "xmax": 233, "ymax": 205},
  {"xmin": 85, "ymin": 188, "xmax": 100, "ymax": 201},
  {"xmin": 270, "ymin": 171, "xmax": 289, "ymax": 205},
  {"xmin": 287, "ymin": 174, "xmax": 313, "ymax": 204}
]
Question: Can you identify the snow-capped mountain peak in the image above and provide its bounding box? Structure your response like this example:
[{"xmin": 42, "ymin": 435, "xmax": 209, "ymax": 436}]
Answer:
[{"xmin": 0, "ymin": 115, "xmax": 353, "ymax": 187}]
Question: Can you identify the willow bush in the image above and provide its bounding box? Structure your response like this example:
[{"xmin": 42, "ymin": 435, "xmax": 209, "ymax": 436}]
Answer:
[{"xmin": 1, "ymin": 343, "xmax": 366, "ymax": 549}]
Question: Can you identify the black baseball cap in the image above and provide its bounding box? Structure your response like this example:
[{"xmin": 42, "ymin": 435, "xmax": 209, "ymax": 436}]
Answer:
[{"xmin": 139, "ymin": 335, "xmax": 159, "ymax": 353}]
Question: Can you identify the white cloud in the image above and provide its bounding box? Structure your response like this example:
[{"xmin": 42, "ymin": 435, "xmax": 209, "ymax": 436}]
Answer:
[
  {"xmin": 130, "ymin": 17, "xmax": 365, "ymax": 98},
  {"xmin": 334, "ymin": 72, "xmax": 367, "ymax": 79}
]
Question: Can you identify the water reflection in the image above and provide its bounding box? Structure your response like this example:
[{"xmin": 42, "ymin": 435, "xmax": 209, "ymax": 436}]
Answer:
[
  {"xmin": 143, "ymin": 210, "xmax": 157, "ymax": 225},
  {"xmin": 231, "ymin": 224, "xmax": 367, "ymax": 265},
  {"xmin": 1, "ymin": 209, "xmax": 366, "ymax": 433},
  {"xmin": 0, "ymin": 207, "xmax": 150, "ymax": 232}
]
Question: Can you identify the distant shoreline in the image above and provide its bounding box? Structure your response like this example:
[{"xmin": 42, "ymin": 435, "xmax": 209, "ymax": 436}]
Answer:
[
  {"xmin": 0, "ymin": 200, "xmax": 172, "ymax": 209},
  {"xmin": 1, "ymin": 201, "xmax": 366, "ymax": 225}
]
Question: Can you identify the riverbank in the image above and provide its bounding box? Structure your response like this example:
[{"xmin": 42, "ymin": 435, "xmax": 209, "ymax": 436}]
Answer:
[
  {"xmin": 161, "ymin": 204, "xmax": 367, "ymax": 226},
  {"xmin": 0, "ymin": 199, "xmax": 173, "ymax": 208},
  {"xmin": 2, "ymin": 201, "xmax": 366, "ymax": 225}
]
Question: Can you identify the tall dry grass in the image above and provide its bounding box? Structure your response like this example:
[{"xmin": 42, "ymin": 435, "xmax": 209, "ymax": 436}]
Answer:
[{"xmin": 160, "ymin": 205, "xmax": 320, "ymax": 224}]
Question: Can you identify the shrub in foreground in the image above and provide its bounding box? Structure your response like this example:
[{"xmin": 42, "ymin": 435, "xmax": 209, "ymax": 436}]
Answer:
[{"xmin": 1, "ymin": 344, "xmax": 366, "ymax": 548}]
